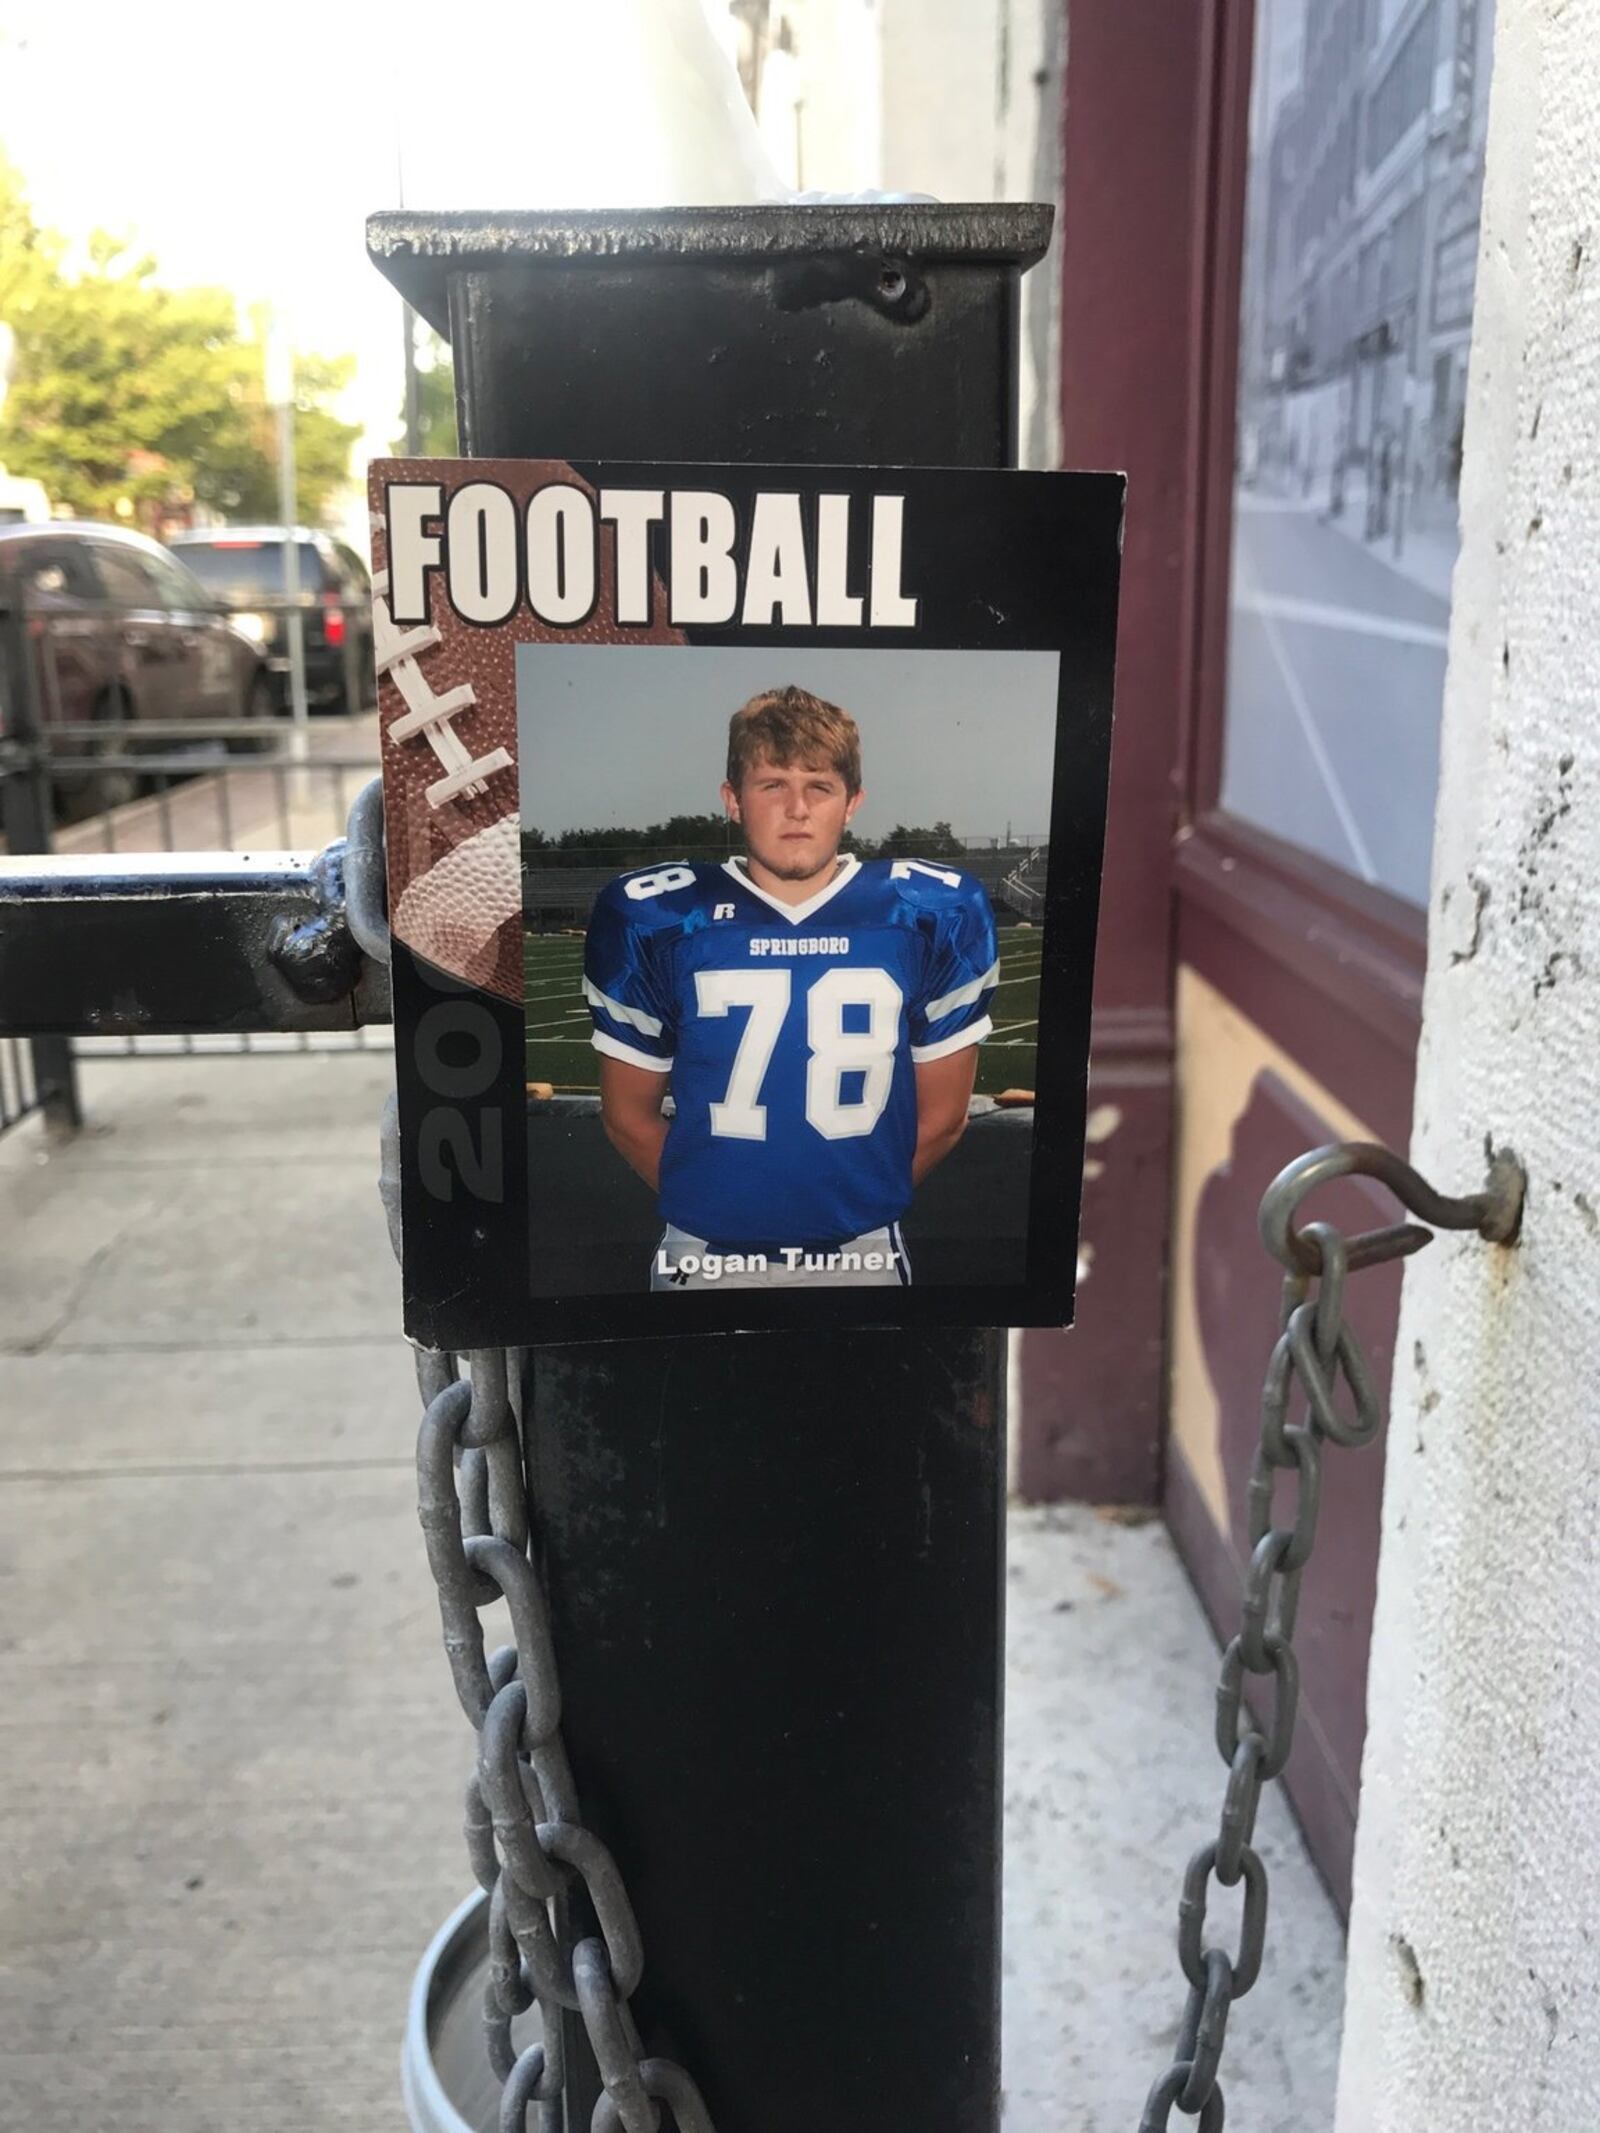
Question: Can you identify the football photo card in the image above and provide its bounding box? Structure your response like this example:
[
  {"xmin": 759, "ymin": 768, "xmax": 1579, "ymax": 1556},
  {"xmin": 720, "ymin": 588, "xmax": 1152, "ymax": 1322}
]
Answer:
[{"xmin": 372, "ymin": 458, "xmax": 1123, "ymax": 1344}]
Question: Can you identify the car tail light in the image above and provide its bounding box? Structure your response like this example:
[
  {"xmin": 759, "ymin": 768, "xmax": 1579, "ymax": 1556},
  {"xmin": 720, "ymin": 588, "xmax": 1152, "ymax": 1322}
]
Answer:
[{"xmin": 321, "ymin": 592, "xmax": 346, "ymax": 648}]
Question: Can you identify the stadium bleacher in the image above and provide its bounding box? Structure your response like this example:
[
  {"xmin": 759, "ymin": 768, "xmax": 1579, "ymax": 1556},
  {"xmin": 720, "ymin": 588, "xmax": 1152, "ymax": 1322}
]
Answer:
[{"xmin": 523, "ymin": 841, "xmax": 1046, "ymax": 929}]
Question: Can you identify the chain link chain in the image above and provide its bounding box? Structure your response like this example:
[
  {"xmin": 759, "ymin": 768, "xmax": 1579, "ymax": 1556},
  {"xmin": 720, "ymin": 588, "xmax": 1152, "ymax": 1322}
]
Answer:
[
  {"xmin": 1135, "ymin": 1247, "xmax": 1338, "ymax": 2133},
  {"xmin": 1136, "ymin": 1147, "xmax": 1522, "ymax": 2131},
  {"xmin": 413, "ymin": 1345, "xmax": 717, "ymax": 2133},
  {"xmin": 352, "ymin": 783, "xmax": 715, "ymax": 2130}
]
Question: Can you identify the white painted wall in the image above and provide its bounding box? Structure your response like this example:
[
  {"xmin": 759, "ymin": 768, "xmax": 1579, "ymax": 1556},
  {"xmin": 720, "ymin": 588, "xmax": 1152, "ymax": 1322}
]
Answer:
[
  {"xmin": 878, "ymin": 0, "xmax": 1001, "ymax": 198},
  {"xmin": 733, "ymin": 0, "xmax": 1063, "ymax": 475},
  {"xmin": 748, "ymin": 0, "xmax": 884, "ymax": 194},
  {"xmin": 1336, "ymin": 4, "xmax": 1600, "ymax": 2126},
  {"xmin": 878, "ymin": 0, "xmax": 1062, "ymax": 470}
]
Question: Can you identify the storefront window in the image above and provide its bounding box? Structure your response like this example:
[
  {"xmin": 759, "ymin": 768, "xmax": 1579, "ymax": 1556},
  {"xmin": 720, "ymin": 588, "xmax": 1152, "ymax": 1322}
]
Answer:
[{"xmin": 1219, "ymin": 0, "xmax": 1496, "ymax": 905}]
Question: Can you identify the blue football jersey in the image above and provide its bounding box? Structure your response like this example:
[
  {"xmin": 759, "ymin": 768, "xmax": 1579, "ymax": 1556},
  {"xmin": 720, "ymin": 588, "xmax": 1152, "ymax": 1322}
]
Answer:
[{"xmin": 582, "ymin": 854, "xmax": 999, "ymax": 1247}]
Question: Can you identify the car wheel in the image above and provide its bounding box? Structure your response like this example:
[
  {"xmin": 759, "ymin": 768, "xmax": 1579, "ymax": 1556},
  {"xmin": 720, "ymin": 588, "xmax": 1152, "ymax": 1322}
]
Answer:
[
  {"xmin": 52, "ymin": 686, "xmax": 140, "ymax": 819},
  {"xmin": 228, "ymin": 668, "xmax": 280, "ymax": 754}
]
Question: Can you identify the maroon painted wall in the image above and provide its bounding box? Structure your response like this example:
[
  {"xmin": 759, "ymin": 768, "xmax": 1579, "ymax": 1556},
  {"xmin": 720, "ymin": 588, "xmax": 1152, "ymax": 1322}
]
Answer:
[{"xmin": 1014, "ymin": 0, "xmax": 1211, "ymax": 1503}]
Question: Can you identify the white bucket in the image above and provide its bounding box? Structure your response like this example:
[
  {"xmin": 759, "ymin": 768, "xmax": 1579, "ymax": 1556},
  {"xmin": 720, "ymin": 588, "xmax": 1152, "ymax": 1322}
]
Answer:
[{"xmin": 401, "ymin": 1889, "xmax": 546, "ymax": 2133}]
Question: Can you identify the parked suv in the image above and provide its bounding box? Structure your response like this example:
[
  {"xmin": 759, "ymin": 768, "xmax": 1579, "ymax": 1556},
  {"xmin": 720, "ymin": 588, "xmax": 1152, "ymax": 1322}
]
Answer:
[
  {"xmin": 0, "ymin": 521, "xmax": 275, "ymax": 802},
  {"xmin": 168, "ymin": 527, "xmax": 374, "ymax": 715}
]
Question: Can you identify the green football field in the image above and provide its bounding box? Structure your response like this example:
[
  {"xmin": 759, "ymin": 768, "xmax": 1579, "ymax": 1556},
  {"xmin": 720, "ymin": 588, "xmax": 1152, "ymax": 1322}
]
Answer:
[{"xmin": 524, "ymin": 925, "xmax": 1041, "ymax": 1097}]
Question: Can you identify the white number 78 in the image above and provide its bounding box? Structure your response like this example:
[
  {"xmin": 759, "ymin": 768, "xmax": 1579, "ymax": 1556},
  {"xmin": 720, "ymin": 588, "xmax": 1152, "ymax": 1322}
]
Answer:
[
  {"xmin": 694, "ymin": 966, "xmax": 903, "ymax": 1140},
  {"xmin": 695, "ymin": 969, "xmax": 791, "ymax": 1139}
]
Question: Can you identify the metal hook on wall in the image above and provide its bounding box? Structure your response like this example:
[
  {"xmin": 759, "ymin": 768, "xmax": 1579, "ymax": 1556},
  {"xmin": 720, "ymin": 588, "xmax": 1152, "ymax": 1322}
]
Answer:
[{"xmin": 1258, "ymin": 1140, "xmax": 1525, "ymax": 1278}]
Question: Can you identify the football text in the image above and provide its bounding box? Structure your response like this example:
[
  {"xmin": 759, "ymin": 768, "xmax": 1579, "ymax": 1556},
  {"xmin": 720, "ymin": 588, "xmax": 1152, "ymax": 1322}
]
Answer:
[{"xmin": 384, "ymin": 480, "xmax": 920, "ymax": 633}]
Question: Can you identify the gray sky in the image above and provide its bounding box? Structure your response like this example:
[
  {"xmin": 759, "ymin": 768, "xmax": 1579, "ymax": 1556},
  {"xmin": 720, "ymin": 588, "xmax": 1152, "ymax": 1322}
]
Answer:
[
  {"xmin": 516, "ymin": 645, "xmax": 1060, "ymax": 843},
  {"xmin": 0, "ymin": 0, "xmax": 766, "ymax": 553}
]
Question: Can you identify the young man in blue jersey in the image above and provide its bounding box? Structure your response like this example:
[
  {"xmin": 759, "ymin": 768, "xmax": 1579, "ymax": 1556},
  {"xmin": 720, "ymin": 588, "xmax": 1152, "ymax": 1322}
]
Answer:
[{"xmin": 582, "ymin": 685, "xmax": 1000, "ymax": 1289}]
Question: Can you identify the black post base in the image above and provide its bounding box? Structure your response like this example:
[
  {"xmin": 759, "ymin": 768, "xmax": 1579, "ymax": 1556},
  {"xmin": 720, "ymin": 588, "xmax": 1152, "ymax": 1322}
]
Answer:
[{"xmin": 523, "ymin": 1328, "xmax": 1004, "ymax": 2133}]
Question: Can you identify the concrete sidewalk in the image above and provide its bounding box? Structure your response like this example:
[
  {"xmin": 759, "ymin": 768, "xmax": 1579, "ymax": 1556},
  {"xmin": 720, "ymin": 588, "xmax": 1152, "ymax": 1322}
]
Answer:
[{"xmin": 0, "ymin": 1055, "xmax": 1344, "ymax": 2130}]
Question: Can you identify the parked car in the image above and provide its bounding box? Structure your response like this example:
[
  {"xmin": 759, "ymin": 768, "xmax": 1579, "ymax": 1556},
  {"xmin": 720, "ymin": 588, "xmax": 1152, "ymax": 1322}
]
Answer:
[
  {"xmin": 167, "ymin": 526, "xmax": 374, "ymax": 715},
  {"xmin": 0, "ymin": 520, "xmax": 276, "ymax": 808}
]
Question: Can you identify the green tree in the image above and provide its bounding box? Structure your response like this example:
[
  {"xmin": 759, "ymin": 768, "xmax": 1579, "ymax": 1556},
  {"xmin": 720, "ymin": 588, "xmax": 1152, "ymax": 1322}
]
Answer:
[
  {"xmin": 393, "ymin": 327, "xmax": 457, "ymax": 455},
  {"xmin": 543, "ymin": 812, "xmax": 733, "ymax": 869},
  {"xmin": 0, "ymin": 158, "xmax": 358, "ymax": 524},
  {"xmin": 868, "ymin": 821, "xmax": 967, "ymax": 861},
  {"xmin": 210, "ymin": 320, "xmax": 363, "ymax": 523}
]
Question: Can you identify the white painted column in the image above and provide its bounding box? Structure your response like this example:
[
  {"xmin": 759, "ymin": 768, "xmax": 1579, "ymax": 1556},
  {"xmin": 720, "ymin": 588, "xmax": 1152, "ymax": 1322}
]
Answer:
[{"xmin": 1336, "ymin": 5, "xmax": 1600, "ymax": 2127}]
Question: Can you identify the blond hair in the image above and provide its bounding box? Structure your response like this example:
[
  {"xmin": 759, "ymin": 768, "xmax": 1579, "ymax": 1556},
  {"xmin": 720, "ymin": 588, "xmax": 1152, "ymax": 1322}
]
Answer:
[{"xmin": 726, "ymin": 685, "xmax": 862, "ymax": 794}]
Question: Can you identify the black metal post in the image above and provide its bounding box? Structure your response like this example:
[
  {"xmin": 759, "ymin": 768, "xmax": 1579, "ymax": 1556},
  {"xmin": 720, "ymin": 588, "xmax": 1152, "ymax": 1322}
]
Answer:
[
  {"xmin": 370, "ymin": 205, "xmax": 1048, "ymax": 2133},
  {"xmin": 0, "ymin": 593, "xmax": 81, "ymax": 1133}
]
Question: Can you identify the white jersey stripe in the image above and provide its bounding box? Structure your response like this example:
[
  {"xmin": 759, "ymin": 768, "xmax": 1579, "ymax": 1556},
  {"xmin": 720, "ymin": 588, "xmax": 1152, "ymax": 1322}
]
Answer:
[
  {"xmin": 910, "ymin": 1015, "xmax": 993, "ymax": 1065},
  {"xmin": 924, "ymin": 959, "xmax": 1000, "ymax": 1023},
  {"xmin": 583, "ymin": 974, "xmax": 664, "ymax": 1038}
]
